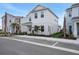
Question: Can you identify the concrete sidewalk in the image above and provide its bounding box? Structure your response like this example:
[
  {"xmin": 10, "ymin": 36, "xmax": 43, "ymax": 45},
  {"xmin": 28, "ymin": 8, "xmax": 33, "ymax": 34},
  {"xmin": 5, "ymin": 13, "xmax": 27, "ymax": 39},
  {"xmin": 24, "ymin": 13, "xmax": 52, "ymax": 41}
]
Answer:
[{"xmin": 15, "ymin": 35, "xmax": 79, "ymax": 45}]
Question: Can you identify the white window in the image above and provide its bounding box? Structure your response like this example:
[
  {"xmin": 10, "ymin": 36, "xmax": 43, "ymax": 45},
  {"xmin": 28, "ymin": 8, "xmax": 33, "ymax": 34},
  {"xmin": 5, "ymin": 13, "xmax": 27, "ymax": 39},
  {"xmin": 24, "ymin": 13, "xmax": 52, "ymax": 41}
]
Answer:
[
  {"xmin": 48, "ymin": 26, "xmax": 51, "ymax": 33},
  {"xmin": 29, "ymin": 17, "xmax": 31, "ymax": 21},
  {"xmin": 78, "ymin": 8, "xmax": 79, "ymax": 16},
  {"xmin": 35, "ymin": 13, "xmax": 38, "ymax": 19},
  {"xmin": 41, "ymin": 12, "xmax": 44, "ymax": 18},
  {"xmin": 69, "ymin": 9, "xmax": 72, "ymax": 17},
  {"xmin": 9, "ymin": 19, "xmax": 11, "ymax": 23}
]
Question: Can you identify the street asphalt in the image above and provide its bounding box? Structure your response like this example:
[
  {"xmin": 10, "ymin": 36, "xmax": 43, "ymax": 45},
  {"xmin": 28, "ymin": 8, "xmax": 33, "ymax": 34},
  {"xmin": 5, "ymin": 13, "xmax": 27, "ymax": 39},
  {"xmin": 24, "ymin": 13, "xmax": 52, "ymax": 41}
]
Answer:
[
  {"xmin": 56, "ymin": 42, "xmax": 79, "ymax": 51},
  {"xmin": 12, "ymin": 36, "xmax": 56, "ymax": 45},
  {"xmin": 12, "ymin": 36, "xmax": 79, "ymax": 50},
  {"xmin": 0, "ymin": 37, "xmax": 78, "ymax": 55}
]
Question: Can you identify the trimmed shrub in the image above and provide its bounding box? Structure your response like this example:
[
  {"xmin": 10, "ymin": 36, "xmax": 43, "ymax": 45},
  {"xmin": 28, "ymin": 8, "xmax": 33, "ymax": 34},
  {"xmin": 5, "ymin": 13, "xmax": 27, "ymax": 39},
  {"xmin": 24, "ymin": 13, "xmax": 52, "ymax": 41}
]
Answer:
[
  {"xmin": 14, "ymin": 32, "xmax": 27, "ymax": 35},
  {"xmin": 52, "ymin": 32, "xmax": 63, "ymax": 38},
  {"xmin": 52, "ymin": 32, "xmax": 76, "ymax": 40}
]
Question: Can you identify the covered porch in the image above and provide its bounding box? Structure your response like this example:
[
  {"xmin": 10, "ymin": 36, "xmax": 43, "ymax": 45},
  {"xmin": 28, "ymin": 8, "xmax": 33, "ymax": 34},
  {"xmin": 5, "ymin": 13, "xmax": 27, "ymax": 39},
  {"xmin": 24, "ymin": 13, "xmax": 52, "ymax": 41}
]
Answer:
[
  {"xmin": 22, "ymin": 22, "xmax": 32, "ymax": 34},
  {"xmin": 73, "ymin": 20, "xmax": 79, "ymax": 38}
]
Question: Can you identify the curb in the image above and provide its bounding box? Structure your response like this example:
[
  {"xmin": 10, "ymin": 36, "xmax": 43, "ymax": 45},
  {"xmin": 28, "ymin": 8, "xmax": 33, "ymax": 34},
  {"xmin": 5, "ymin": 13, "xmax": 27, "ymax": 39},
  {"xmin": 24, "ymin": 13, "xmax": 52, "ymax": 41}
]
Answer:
[{"xmin": 15, "ymin": 35, "xmax": 79, "ymax": 45}]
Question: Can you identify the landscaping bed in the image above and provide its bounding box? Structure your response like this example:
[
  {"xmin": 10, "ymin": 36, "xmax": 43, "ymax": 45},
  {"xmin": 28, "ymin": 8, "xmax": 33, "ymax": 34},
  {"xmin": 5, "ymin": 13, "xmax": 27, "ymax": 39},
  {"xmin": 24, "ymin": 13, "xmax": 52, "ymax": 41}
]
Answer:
[
  {"xmin": 0, "ymin": 32, "xmax": 12, "ymax": 37},
  {"xmin": 14, "ymin": 32, "xmax": 27, "ymax": 35},
  {"xmin": 19, "ymin": 32, "xmax": 76, "ymax": 40},
  {"xmin": 51, "ymin": 32, "xmax": 76, "ymax": 40},
  {"xmin": 27, "ymin": 34, "xmax": 51, "ymax": 37}
]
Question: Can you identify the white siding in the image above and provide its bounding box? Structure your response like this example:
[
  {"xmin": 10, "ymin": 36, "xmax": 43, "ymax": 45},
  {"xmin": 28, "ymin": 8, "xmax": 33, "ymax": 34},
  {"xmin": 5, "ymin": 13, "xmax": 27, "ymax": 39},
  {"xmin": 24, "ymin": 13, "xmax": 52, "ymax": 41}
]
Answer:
[
  {"xmin": 65, "ymin": 4, "xmax": 79, "ymax": 37},
  {"xmin": 72, "ymin": 7, "xmax": 79, "ymax": 17},
  {"xmin": 21, "ymin": 17, "xmax": 28, "ymax": 32},
  {"xmin": 21, "ymin": 9, "xmax": 58, "ymax": 35}
]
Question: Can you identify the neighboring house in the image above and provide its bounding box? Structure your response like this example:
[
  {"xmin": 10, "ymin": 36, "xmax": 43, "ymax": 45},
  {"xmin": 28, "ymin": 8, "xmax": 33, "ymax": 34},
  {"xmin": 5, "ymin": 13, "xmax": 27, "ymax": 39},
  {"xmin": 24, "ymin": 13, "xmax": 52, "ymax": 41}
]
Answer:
[
  {"xmin": 21, "ymin": 5, "xmax": 59, "ymax": 35},
  {"xmin": 64, "ymin": 3, "xmax": 79, "ymax": 38},
  {"xmin": 2, "ymin": 12, "xmax": 22, "ymax": 33}
]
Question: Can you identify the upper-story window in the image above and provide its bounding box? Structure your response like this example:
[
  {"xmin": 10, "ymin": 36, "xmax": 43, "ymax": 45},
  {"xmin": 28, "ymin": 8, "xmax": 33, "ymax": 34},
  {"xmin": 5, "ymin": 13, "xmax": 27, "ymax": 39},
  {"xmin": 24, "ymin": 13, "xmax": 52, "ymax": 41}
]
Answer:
[
  {"xmin": 9, "ymin": 20, "xmax": 11, "ymax": 23},
  {"xmin": 29, "ymin": 17, "xmax": 31, "ymax": 21},
  {"xmin": 35, "ymin": 13, "xmax": 38, "ymax": 19},
  {"xmin": 41, "ymin": 12, "xmax": 44, "ymax": 18},
  {"xmin": 78, "ymin": 8, "xmax": 79, "ymax": 16},
  {"xmin": 69, "ymin": 10, "xmax": 72, "ymax": 17},
  {"xmin": 69, "ymin": 13, "xmax": 71, "ymax": 17}
]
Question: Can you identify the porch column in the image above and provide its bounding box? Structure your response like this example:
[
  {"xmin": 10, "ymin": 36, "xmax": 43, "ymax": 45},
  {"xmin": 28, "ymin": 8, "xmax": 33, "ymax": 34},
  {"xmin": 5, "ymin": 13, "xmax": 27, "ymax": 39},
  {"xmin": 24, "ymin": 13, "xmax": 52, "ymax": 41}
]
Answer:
[{"xmin": 73, "ymin": 22, "xmax": 77, "ymax": 37}]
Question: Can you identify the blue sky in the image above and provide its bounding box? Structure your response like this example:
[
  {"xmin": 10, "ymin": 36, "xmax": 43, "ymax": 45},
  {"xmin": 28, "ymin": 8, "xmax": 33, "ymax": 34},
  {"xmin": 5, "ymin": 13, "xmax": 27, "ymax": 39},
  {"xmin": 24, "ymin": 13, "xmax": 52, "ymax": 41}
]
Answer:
[{"xmin": 0, "ymin": 3, "xmax": 72, "ymax": 29}]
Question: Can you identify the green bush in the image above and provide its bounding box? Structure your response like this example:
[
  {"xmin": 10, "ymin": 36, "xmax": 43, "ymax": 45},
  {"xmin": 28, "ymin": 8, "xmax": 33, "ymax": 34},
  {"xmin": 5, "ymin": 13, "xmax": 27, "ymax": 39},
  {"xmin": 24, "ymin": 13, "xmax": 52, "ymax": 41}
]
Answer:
[
  {"xmin": 0, "ymin": 32, "xmax": 10, "ymax": 34},
  {"xmin": 0, "ymin": 33, "xmax": 11, "ymax": 37},
  {"xmin": 52, "ymin": 32, "xmax": 76, "ymax": 40},
  {"xmin": 14, "ymin": 32, "xmax": 27, "ymax": 35},
  {"xmin": 52, "ymin": 32, "xmax": 63, "ymax": 38}
]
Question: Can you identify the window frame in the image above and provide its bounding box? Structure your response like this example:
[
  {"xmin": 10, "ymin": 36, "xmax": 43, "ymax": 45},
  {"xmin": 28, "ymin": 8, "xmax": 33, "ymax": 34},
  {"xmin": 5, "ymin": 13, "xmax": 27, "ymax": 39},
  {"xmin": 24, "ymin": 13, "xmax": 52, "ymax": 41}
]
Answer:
[
  {"xmin": 69, "ymin": 9, "xmax": 72, "ymax": 17},
  {"xmin": 29, "ymin": 17, "xmax": 31, "ymax": 21},
  {"xmin": 69, "ymin": 25, "xmax": 72, "ymax": 35},
  {"xmin": 9, "ymin": 19, "xmax": 11, "ymax": 23},
  {"xmin": 34, "ymin": 13, "xmax": 38, "ymax": 19},
  {"xmin": 41, "ymin": 12, "xmax": 44, "ymax": 18}
]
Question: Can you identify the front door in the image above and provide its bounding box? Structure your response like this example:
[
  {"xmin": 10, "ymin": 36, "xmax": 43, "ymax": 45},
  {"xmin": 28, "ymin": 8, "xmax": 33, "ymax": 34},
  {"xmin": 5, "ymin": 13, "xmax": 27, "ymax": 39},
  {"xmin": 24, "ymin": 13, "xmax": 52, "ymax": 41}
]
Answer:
[{"xmin": 77, "ymin": 23, "xmax": 79, "ymax": 36}]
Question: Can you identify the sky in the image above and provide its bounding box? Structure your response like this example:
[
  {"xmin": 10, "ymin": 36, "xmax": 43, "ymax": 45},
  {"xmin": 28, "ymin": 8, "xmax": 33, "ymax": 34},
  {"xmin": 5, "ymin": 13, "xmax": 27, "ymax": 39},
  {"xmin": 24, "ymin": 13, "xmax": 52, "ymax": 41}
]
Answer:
[{"xmin": 0, "ymin": 3, "xmax": 72, "ymax": 29}]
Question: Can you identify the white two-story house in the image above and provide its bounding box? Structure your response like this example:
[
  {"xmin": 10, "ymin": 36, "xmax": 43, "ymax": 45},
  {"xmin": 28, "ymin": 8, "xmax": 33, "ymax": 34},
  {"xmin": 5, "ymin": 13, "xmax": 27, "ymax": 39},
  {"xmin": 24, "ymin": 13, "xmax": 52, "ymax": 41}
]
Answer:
[
  {"xmin": 21, "ymin": 5, "xmax": 59, "ymax": 35},
  {"xmin": 65, "ymin": 3, "xmax": 79, "ymax": 38}
]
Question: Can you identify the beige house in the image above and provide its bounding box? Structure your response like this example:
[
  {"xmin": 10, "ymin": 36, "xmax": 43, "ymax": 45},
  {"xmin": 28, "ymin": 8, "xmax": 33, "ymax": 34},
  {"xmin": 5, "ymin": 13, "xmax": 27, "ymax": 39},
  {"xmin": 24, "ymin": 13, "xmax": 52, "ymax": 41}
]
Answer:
[{"xmin": 2, "ymin": 12, "xmax": 22, "ymax": 33}]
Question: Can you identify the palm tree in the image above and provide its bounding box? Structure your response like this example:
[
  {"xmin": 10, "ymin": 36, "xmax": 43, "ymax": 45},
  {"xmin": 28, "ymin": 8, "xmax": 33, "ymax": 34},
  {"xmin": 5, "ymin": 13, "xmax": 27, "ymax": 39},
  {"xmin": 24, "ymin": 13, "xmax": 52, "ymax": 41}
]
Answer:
[{"xmin": 10, "ymin": 23, "xmax": 19, "ymax": 34}]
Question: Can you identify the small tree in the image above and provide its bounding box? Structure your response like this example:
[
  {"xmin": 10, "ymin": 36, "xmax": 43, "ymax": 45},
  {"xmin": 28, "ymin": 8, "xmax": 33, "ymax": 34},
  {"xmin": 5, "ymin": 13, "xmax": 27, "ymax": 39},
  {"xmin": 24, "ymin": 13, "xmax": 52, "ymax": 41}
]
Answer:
[{"xmin": 10, "ymin": 23, "xmax": 19, "ymax": 34}]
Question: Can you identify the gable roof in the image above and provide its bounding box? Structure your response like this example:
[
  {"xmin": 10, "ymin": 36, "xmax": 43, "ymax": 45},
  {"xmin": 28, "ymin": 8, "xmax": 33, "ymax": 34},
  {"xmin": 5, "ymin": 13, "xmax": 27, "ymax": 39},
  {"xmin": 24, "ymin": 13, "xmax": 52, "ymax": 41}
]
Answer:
[
  {"xmin": 2, "ymin": 12, "xmax": 15, "ymax": 19},
  {"xmin": 66, "ymin": 3, "xmax": 79, "ymax": 11},
  {"xmin": 32, "ymin": 4, "xmax": 47, "ymax": 12},
  {"xmin": 2, "ymin": 12, "xmax": 23, "ymax": 19},
  {"xmin": 26, "ymin": 4, "xmax": 58, "ymax": 19}
]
